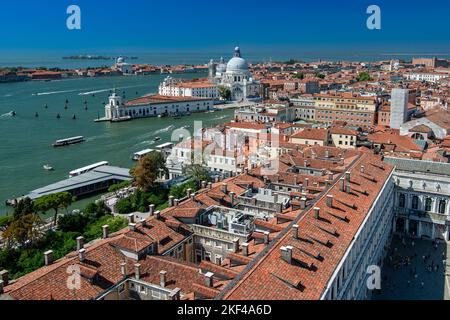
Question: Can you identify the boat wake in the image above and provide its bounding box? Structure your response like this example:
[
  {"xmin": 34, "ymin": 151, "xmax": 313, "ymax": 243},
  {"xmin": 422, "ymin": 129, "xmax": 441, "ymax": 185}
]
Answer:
[
  {"xmin": 33, "ymin": 89, "xmax": 78, "ymax": 96},
  {"xmin": 0, "ymin": 112, "xmax": 13, "ymax": 118},
  {"xmin": 78, "ymin": 85, "xmax": 149, "ymax": 96},
  {"xmin": 153, "ymin": 125, "xmax": 175, "ymax": 135}
]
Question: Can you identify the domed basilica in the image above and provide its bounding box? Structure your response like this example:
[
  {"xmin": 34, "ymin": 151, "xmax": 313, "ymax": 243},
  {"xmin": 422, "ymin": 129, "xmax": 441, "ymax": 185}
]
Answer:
[{"xmin": 208, "ymin": 47, "xmax": 260, "ymax": 101}]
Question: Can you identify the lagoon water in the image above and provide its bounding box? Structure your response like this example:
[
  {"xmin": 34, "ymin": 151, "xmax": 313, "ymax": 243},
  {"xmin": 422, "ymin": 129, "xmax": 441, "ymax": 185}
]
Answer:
[{"xmin": 0, "ymin": 73, "xmax": 234, "ymax": 215}]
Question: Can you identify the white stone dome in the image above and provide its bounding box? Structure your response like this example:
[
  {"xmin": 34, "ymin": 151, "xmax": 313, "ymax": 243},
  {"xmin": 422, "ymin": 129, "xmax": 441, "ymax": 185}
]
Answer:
[{"xmin": 226, "ymin": 47, "xmax": 248, "ymax": 72}]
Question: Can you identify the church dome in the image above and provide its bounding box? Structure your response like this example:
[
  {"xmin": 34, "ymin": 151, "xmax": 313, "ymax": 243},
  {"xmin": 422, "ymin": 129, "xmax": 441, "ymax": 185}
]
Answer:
[
  {"xmin": 226, "ymin": 47, "xmax": 249, "ymax": 72},
  {"xmin": 216, "ymin": 57, "xmax": 227, "ymax": 73}
]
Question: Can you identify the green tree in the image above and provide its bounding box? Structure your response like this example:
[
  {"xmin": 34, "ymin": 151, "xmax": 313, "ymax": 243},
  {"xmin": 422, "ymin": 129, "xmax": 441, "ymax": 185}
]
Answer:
[
  {"xmin": 316, "ymin": 73, "xmax": 326, "ymax": 79},
  {"xmin": 183, "ymin": 164, "xmax": 211, "ymax": 185},
  {"xmin": 218, "ymin": 86, "xmax": 231, "ymax": 100},
  {"xmin": 34, "ymin": 192, "xmax": 74, "ymax": 227},
  {"xmin": 131, "ymin": 152, "xmax": 167, "ymax": 192},
  {"xmin": 294, "ymin": 72, "xmax": 305, "ymax": 80},
  {"xmin": 356, "ymin": 72, "xmax": 372, "ymax": 82},
  {"xmin": 3, "ymin": 214, "xmax": 43, "ymax": 248},
  {"xmin": 170, "ymin": 180, "xmax": 198, "ymax": 200}
]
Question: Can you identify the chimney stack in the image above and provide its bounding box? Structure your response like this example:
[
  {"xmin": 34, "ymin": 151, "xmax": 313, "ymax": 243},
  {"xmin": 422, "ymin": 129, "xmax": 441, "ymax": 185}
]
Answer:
[
  {"xmin": 186, "ymin": 188, "xmax": 192, "ymax": 198},
  {"xmin": 293, "ymin": 176, "xmax": 298, "ymax": 186},
  {"xmin": 169, "ymin": 288, "xmax": 181, "ymax": 300},
  {"xmin": 160, "ymin": 270, "xmax": 167, "ymax": 287},
  {"xmin": 207, "ymin": 182, "xmax": 213, "ymax": 189},
  {"xmin": 44, "ymin": 250, "xmax": 54, "ymax": 266},
  {"xmin": 325, "ymin": 149, "xmax": 330, "ymax": 158},
  {"xmin": 129, "ymin": 223, "xmax": 137, "ymax": 231},
  {"xmin": 340, "ymin": 177, "xmax": 345, "ymax": 192},
  {"xmin": 204, "ymin": 272, "xmax": 214, "ymax": 288},
  {"xmin": 121, "ymin": 262, "xmax": 126, "ymax": 277},
  {"xmin": 314, "ymin": 207, "xmax": 320, "ymax": 220},
  {"xmin": 168, "ymin": 196, "xmax": 175, "ymax": 207},
  {"xmin": 222, "ymin": 183, "xmax": 228, "ymax": 194},
  {"xmin": 328, "ymin": 173, "xmax": 334, "ymax": 181},
  {"xmin": 0, "ymin": 280, "xmax": 4, "ymax": 294},
  {"xmin": 149, "ymin": 204, "xmax": 155, "ymax": 215},
  {"xmin": 346, "ymin": 184, "xmax": 352, "ymax": 194},
  {"xmin": 191, "ymin": 193, "xmax": 196, "ymax": 201},
  {"xmin": 360, "ymin": 165, "xmax": 365, "ymax": 174},
  {"xmin": 326, "ymin": 195, "xmax": 334, "ymax": 208},
  {"xmin": 127, "ymin": 213, "xmax": 135, "ymax": 224},
  {"xmin": 293, "ymin": 225, "xmax": 299, "ymax": 240},
  {"xmin": 174, "ymin": 199, "xmax": 180, "ymax": 206},
  {"xmin": 300, "ymin": 197, "xmax": 307, "ymax": 210},
  {"xmin": 0, "ymin": 270, "xmax": 9, "ymax": 287},
  {"xmin": 155, "ymin": 211, "xmax": 161, "ymax": 220},
  {"xmin": 141, "ymin": 218, "xmax": 147, "ymax": 228},
  {"xmin": 233, "ymin": 238, "xmax": 240, "ymax": 253},
  {"xmin": 79, "ymin": 248, "xmax": 86, "ymax": 262},
  {"xmin": 263, "ymin": 231, "xmax": 270, "ymax": 244},
  {"xmin": 134, "ymin": 264, "xmax": 141, "ymax": 280},
  {"xmin": 345, "ymin": 171, "xmax": 351, "ymax": 182},
  {"xmin": 242, "ymin": 243, "xmax": 249, "ymax": 257},
  {"xmin": 281, "ymin": 246, "xmax": 293, "ymax": 264},
  {"xmin": 76, "ymin": 236, "xmax": 84, "ymax": 251},
  {"xmin": 202, "ymin": 181, "xmax": 207, "ymax": 189},
  {"xmin": 304, "ymin": 178, "xmax": 309, "ymax": 187},
  {"xmin": 102, "ymin": 225, "xmax": 110, "ymax": 239},
  {"xmin": 229, "ymin": 192, "xmax": 236, "ymax": 206}
]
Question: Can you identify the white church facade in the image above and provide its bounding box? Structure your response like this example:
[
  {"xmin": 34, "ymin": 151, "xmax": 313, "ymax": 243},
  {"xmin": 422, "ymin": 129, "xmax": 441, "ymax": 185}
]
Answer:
[{"xmin": 208, "ymin": 47, "xmax": 261, "ymax": 101}]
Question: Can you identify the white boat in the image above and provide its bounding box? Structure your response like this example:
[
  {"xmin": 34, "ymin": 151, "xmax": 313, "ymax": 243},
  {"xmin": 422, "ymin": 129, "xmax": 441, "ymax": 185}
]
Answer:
[
  {"xmin": 43, "ymin": 164, "xmax": 54, "ymax": 171},
  {"xmin": 53, "ymin": 136, "xmax": 85, "ymax": 147},
  {"xmin": 69, "ymin": 161, "xmax": 109, "ymax": 177}
]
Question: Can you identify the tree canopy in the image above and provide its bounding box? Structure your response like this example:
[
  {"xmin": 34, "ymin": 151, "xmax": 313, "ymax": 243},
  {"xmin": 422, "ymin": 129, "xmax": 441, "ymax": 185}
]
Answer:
[{"xmin": 131, "ymin": 152, "xmax": 167, "ymax": 192}]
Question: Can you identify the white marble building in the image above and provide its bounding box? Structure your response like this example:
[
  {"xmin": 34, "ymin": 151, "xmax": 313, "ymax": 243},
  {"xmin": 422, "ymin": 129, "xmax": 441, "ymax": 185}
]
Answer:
[
  {"xmin": 208, "ymin": 47, "xmax": 260, "ymax": 101},
  {"xmin": 385, "ymin": 157, "xmax": 450, "ymax": 241}
]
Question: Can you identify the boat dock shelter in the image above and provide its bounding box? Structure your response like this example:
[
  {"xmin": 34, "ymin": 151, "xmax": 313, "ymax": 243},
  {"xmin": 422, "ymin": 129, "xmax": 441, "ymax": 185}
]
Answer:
[{"xmin": 7, "ymin": 166, "xmax": 132, "ymax": 205}]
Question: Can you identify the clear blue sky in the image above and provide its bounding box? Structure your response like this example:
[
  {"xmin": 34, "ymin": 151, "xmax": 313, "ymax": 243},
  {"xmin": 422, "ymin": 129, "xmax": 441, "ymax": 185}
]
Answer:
[{"xmin": 0, "ymin": 0, "xmax": 448, "ymax": 54}]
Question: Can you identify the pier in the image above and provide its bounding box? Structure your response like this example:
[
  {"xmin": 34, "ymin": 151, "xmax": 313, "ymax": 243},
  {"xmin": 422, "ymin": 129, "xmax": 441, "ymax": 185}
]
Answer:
[{"xmin": 6, "ymin": 165, "xmax": 132, "ymax": 205}]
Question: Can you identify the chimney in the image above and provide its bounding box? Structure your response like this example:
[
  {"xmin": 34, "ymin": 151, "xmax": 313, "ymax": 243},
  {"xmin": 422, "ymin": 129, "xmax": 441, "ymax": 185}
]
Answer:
[
  {"xmin": 293, "ymin": 176, "xmax": 298, "ymax": 186},
  {"xmin": 242, "ymin": 243, "xmax": 249, "ymax": 257},
  {"xmin": 127, "ymin": 213, "xmax": 135, "ymax": 224},
  {"xmin": 129, "ymin": 223, "xmax": 137, "ymax": 231},
  {"xmin": 345, "ymin": 171, "xmax": 351, "ymax": 182},
  {"xmin": 0, "ymin": 270, "xmax": 9, "ymax": 287},
  {"xmin": 233, "ymin": 238, "xmax": 240, "ymax": 253},
  {"xmin": 201, "ymin": 181, "xmax": 207, "ymax": 189},
  {"xmin": 304, "ymin": 178, "xmax": 309, "ymax": 187},
  {"xmin": 204, "ymin": 272, "xmax": 214, "ymax": 288},
  {"xmin": 155, "ymin": 211, "xmax": 161, "ymax": 220},
  {"xmin": 191, "ymin": 193, "xmax": 196, "ymax": 201},
  {"xmin": 44, "ymin": 250, "xmax": 53, "ymax": 266},
  {"xmin": 281, "ymin": 246, "xmax": 293, "ymax": 264},
  {"xmin": 340, "ymin": 177, "xmax": 345, "ymax": 192},
  {"xmin": 229, "ymin": 192, "xmax": 235, "ymax": 206},
  {"xmin": 0, "ymin": 280, "xmax": 3, "ymax": 294},
  {"xmin": 222, "ymin": 183, "xmax": 228, "ymax": 194},
  {"xmin": 325, "ymin": 149, "xmax": 330, "ymax": 158},
  {"xmin": 328, "ymin": 173, "xmax": 334, "ymax": 181},
  {"xmin": 326, "ymin": 195, "xmax": 334, "ymax": 208},
  {"xmin": 102, "ymin": 225, "xmax": 110, "ymax": 239},
  {"xmin": 140, "ymin": 218, "xmax": 147, "ymax": 228},
  {"xmin": 300, "ymin": 197, "xmax": 307, "ymax": 210},
  {"xmin": 274, "ymin": 194, "xmax": 279, "ymax": 204},
  {"xmin": 160, "ymin": 270, "xmax": 167, "ymax": 287},
  {"xmin": 134, "ymin": 264, "xmax": 141, "ymax": 280},
  {"xmin": 314, "ymin": 207, "xmax": 320, "ymax": 220},
  {"xmin": 121, "ymin": 262, "xmax": 126, "ymax": 277},
  {"xmin": 76, "ymin": 236, "xmax": 84, "ymax": 251},
  {"xmin": 293, "ymin": 225, "xmax": 299, "ymax": 240},
  {"xmin": 79, "ymin": 248, "xmax": 86, "ymax": 262},
  {"xmin": 186, "ymin": 188, "xmax": 192, "ymax": 198},
  {"xmin": 207, "ymin": 182, "xmax": 213, "ymax": 189},
  {"xmin": 169, "ymin": 288, "xmax": 181, "ymax": 300},
  {"xmin": 346, "ymin": 184, "xmax": 352, "ymax": 194},
  {"xmin": 263, "ymin": 231, "xmax": 270, "ymax": 244},
  {"xmin": 149, "ymin": 204, "xmax": 155, "ymax": 215},
  {"xmin": 174, "ymin": 199, "xmax": 180, "ymax": 206},
  {"xmin": 360, "ymin": 165, "xmax": 365, "ymax": 174},
  {"xmin": 168, "ymin": 196, "xmax": 175, "ymax": 207}
]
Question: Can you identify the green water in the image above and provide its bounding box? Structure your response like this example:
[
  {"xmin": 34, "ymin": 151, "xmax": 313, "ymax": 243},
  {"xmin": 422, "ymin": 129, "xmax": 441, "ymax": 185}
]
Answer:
[{"xmin": 0, "ymin": 73, "xmax": 234, "ymax": 215}]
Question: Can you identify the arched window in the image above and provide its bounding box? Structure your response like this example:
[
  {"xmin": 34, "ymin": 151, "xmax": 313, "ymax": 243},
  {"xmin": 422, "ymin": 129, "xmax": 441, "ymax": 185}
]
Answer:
[
  {"xmin": 439, "ymin": 200, "xmax": 447, "ymax": 214},
  {"xmin": 412, "ymin": 196, "xmax": 419, "ymax": 210},
  {"xmin": 425, "ymin": 198, "xmax": 432, "ymax": 212},
  {"xmin": 399, "ymin": 194, "xmax": 406, "ymax": 208}
]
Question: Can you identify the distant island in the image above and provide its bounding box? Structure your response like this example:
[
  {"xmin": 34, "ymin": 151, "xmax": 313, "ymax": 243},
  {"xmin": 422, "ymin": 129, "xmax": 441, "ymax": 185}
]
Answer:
[{"xmin": 62, "ymin": 55, "xmax": 139, "ymax": 60}]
